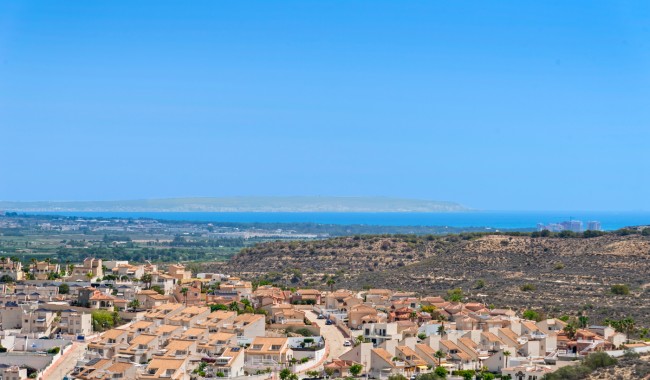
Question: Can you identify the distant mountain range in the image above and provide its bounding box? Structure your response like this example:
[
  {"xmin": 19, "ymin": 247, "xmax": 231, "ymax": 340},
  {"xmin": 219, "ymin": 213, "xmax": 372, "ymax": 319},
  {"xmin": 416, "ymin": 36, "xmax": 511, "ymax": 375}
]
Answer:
[{"xmin": 0, "ymin": 196, "xmax": 468, "ymax": 213}]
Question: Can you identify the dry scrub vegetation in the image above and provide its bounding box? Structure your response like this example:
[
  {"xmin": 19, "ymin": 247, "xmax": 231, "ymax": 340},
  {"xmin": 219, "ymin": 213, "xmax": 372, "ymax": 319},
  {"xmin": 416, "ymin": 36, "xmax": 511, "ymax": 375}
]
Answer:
[{"xmin": 208, "ymin": 233, "xmax": 650, "ymax": 326}]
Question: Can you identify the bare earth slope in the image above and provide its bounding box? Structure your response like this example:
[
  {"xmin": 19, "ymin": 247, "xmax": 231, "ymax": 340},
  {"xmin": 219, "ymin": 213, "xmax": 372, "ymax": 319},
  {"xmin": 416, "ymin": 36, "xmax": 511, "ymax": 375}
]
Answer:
[{"xmin": 215, "ymin": 234, "xmax": 650, "ymax": 325}]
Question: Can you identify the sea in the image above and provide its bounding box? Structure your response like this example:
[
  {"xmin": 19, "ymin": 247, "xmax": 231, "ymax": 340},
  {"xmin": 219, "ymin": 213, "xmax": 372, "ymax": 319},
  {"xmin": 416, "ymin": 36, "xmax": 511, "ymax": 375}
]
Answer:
[{"xmin": 20, "ymin": 211, "xmax": 650, "ymax": 231}]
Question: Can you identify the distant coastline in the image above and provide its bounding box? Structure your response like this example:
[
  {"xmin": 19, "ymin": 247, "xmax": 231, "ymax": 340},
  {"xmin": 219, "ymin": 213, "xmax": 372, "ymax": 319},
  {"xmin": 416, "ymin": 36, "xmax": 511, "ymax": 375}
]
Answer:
[
  {"xmin": 10, "ymin": 210, "xmax": 650, "ymax": 231},
  {"xmin": 0, "ymin": 196, "xmax": 468, "ymax": 213}
]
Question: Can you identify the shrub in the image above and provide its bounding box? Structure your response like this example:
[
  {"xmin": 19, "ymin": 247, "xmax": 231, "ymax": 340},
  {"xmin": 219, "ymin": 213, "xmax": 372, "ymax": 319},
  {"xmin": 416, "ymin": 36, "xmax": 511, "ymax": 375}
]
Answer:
[
  {"xmin": 434, "ymin": 366, "xmax": 448, "ymax": 378},
  {"xmin": 58, "ymin": 283, "xmax": 70, "ymax": 294},
  {"xmin": 583, "ymin": 352, "xmax": 617, "ymax": 370},
  {"xmin": 349, "ymin": 364, "xmax": 363, "ymax": 377},
  {"xmin": 611, "ymin": 284, "xmax": 630, "ymax": 295},
  {"xmin": 446, "ymin": 288, "xmax": 464, "ymax": 302},
  {"xmin": 520, "ymin": 283, "xmax": 536, "ymax": 292},
  {"xmin": 523, "ymin": 309, "xmax": 542, "ymax": 322}
]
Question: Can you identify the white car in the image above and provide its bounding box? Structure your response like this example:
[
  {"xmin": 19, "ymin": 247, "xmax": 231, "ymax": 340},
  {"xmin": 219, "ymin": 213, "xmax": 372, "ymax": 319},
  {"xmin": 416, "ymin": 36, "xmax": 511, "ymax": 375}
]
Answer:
[{"xmin": 343, "ymin": 340, "xmax": 352, "ymax": 347}]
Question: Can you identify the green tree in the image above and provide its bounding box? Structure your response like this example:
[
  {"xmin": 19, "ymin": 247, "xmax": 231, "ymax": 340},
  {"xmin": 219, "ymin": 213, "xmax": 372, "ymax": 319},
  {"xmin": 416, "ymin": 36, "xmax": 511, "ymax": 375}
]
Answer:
[
  {"xmin": 0, "ymin": 275, "xmax": 15, "ymax": 283},
  {"xmin": 446, "ymin": 288, "xmax": 463, "ymax": 302},
  {"xmin": 349, "ymin": 364, "xmax": 363, "ymax": 377},
  {"xmin": 434, "ymin": 366, "xmax": 448, "ymax": 378},
  {"xmin": 326, "ymin": 278, "xmax": 335, "ymax": 291},
  {"xmin": 522, "ymin": 309, "xmax": 541, "ymax": 322},
  {"xmin": 279, "ymin": 368, "xmax": 292, "ymax": 380},
  {"xmin": 141, "ymin": 273, "xmax": 153, "ymax": 289},
  {"xmin": 503, "ymin": 350, "xmax": 511, "ymax": 368},
  {"xmin": 434, "ymin": 350, "xmax": 445, "ymax": 366},
  {"xmin": 181, "ymin": 287, "xmax": 189, "ymax": 305},
  {"xmin": 58, "ymin": 283, "xmax": 70, "ymax": 294},
  {"xmin": 128, "ymin": 299, "xmax": 140, "ymax": 311},
  {"xmin": 151, "ymin": 285, "xmax": 164, "ymax": 295},
  {"xmin": 91, "ymin": 310, "xmax": 115, "ymax": 332},
  {"xmin": 578, "ymin": 315, "xmax": 589, "ymax": 328}
]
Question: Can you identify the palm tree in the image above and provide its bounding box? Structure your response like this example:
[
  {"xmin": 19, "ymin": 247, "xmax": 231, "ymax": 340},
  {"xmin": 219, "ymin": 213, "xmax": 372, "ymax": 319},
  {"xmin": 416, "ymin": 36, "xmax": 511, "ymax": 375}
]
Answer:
[
  {"xmin": 30, "ymin": 258, "xmax": 37, "ymax": 274},
  {"xmin": 141, "ymin": 273, "xmax": 153, "ymax": 289},
  {"xmin": 434, "ymin": 350, "xmax": 445, "ymax": 367},
  {"xmin": 326, "ymin": 278, "xmax": 335, "ymax": 291},
  {"xmin": 181, "ymin": 287, "xmax": 189, "ymax": 305},
  {"xmin": 621, "ymin": 317, "xmax": 635, "ymax": 342},
  {"xmin": 437, "ymin": 324, "xmax": 446, "ymax": 337},
  {"xmin": 578, "ymin": 315, "xmax": 589, "ymax": 329},
  {"xmin": 503, "ymin": 350, "xmax": 511, "ymax": 368}
]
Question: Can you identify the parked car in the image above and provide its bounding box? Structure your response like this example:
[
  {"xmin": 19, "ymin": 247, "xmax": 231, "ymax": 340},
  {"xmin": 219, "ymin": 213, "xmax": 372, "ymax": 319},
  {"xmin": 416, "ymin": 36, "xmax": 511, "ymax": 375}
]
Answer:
[
  {"xmin": 343, "ymin": 340, "xmax": 352, "ymax": 347},
  {"xmin": 317, "ymin": 314, "xmax": 325, "ymax": 319},
  {"xmin": 326, "ymin": 319, "xmax": 333, "ymax": 325}
]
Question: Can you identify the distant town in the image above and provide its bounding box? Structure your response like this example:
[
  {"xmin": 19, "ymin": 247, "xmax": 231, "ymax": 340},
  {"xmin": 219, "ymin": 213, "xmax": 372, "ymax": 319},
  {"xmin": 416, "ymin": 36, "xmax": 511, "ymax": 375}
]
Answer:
[{"xmin": 536, "ymin": 220, "xmax": 602, "ymax": 233}]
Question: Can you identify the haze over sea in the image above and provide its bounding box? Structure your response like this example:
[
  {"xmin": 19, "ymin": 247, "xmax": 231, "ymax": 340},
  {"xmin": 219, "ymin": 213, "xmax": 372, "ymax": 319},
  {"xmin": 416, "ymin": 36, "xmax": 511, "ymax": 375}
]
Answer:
[{"xmin": 23, "ymin": 211, "xmax": 650, "ymax": 231}]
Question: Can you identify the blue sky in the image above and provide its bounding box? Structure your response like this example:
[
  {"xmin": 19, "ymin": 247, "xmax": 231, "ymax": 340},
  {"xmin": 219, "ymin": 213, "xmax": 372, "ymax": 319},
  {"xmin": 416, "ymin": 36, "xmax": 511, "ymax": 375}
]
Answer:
[{"xmin": 0, "ymin": 1, "xmax": 649, "ymax": 211}]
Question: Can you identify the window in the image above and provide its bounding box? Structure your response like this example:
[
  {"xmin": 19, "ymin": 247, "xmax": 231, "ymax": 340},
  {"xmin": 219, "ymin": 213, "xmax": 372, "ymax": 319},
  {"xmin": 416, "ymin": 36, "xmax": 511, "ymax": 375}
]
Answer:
[{"xmin": 271, "ymin": 345, "xmax": 282, "ymax": 351}]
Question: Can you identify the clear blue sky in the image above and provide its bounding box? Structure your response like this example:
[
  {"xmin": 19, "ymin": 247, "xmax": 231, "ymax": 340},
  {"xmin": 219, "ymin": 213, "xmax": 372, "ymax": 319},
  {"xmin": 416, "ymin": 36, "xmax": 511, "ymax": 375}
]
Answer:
[{"xmin": 1, "ymin": 1, "xmax": 649, "ymax": 211}]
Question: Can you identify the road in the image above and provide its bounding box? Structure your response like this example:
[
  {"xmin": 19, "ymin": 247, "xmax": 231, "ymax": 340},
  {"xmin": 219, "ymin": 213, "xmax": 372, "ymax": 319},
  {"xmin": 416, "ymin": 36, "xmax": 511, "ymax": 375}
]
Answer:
[
  {"xmin": 306, "ymin": 310, "xmax": 349, "ymax": 362},
  {"xmin": 41, "ymin": 341, "xmax": 87, "ymax": 380}
]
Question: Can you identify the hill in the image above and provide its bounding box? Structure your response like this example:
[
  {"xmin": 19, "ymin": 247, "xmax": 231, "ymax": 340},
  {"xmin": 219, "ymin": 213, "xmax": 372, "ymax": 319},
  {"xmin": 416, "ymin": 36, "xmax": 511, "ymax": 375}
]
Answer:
[
  {"xmin": 0, "ymin": 196, "xmax": 468, "ymax": 212},
  {"xmin": 214, "ymin": 233, "xmax": 650, "ymax": 326}
]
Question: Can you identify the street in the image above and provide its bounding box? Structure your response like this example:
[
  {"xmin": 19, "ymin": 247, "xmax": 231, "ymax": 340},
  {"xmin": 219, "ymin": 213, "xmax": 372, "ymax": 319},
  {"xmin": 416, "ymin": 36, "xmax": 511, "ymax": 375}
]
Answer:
[
  {"xmin": 41, "ymin": 341, "xmax": 87, "ymax": 380},
  {"xmin": 306, "ymin": 310, "xmax": 350, "ymax": 362}
]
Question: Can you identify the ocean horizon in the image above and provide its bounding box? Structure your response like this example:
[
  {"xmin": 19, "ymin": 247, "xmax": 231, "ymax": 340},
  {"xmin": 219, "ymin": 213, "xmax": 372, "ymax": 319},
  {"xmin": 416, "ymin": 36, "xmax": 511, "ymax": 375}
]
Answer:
[{"xmin": 16, "ymin": 211, "xmax": 650, "ymax": 231}]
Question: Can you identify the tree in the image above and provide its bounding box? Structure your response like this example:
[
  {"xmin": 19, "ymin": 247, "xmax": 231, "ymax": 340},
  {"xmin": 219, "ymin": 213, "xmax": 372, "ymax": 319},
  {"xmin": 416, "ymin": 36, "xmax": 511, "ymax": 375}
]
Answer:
[
  {"xmin": 349, "ymin": 363, "xmax": 363, "ymax": 377},
  {"xmin": 434, "ymin": 366, "xmax": 448, "ymax": 378},
  {"xmin": 0, "ymin": 275, "xmax": 14, "ymax": 283},
  {"xmin": 446, "ymin": 288, "xmax": 463, "ymax": 302},
  {"xmin": 326, "ymin": 278, "xmax": 335, "ymax": 291},
  {"xmin": 437, "ymin": 324, "xmax": 446, "ymax": 337},
  {"xmin": 578, "ymin": 315, "xmax": 589, "ymax": 329},
  {"xmin": 324, "ymin": 367, "xmax": 335, "ymax": 378},
  {"xmin": 563, "ymin": 322, "xmax": 577, "ymax": 340},
  {"xmin": 91, "ymin": 310, "xmax": 115, "ymax": 332},
  {"xmin": 151, "ymin": 285, "xmax": 164, "ymax": 295},
  {"xmin": 522, "ymin": 309, "xmax": 541, "ymax": 322},
  {"xmin": 128, "ymin": 299, "xmax": 140, "ymax": 311},
  {"xmin": 58, "ymin": 283, "xmax": 70, "ymax": 294},
  {"xmin": 503, "ymin": 350, "xmax": 511, "ymax": 368},
  {"xmin": 180, "ymin": 287, "xmax": 189, "ymax": 305},
  {"xmin": 210, "ymin": 303, "xmax": 229, "ymax": 312},
  {"xmin": 141, "ymin": 273, "xmax": 153, "ymax": 289},
  {"xmin": 434, "ymin": 350, "xmax": 445, "ymax": 366},
  {"xmin": 279, "ymin": 368, "xmax": 292, "ymax": 380}
]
